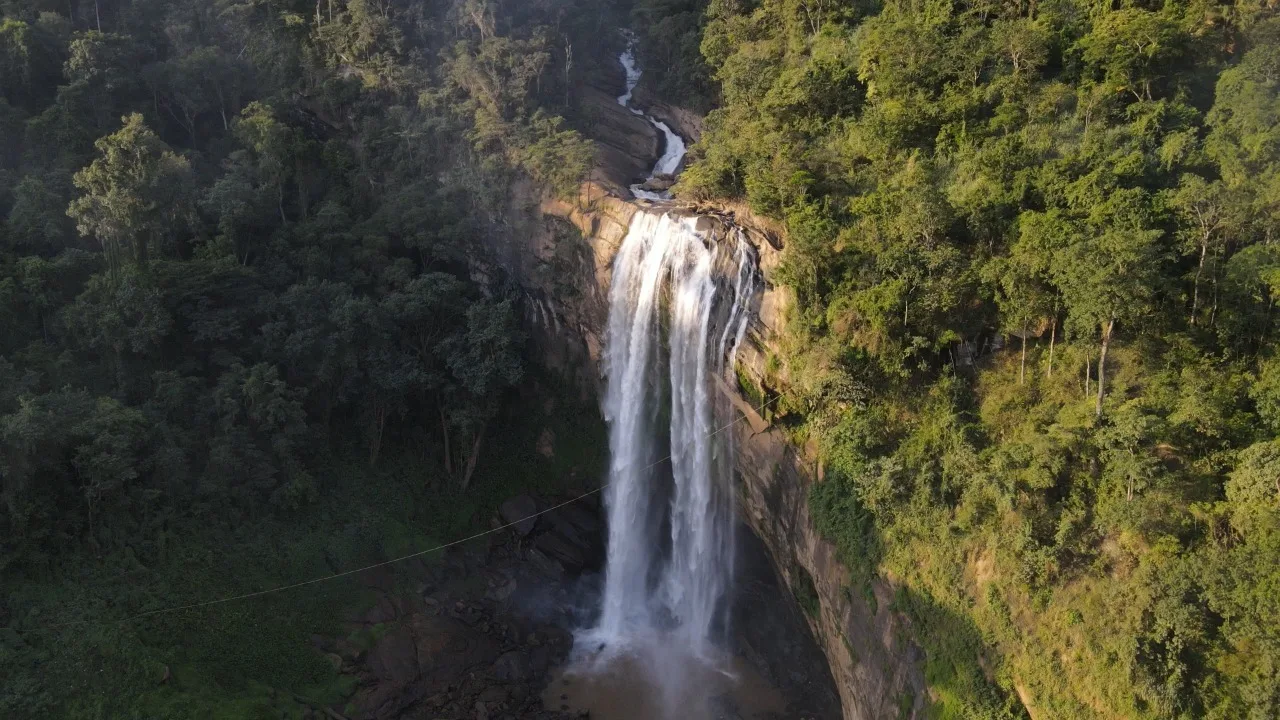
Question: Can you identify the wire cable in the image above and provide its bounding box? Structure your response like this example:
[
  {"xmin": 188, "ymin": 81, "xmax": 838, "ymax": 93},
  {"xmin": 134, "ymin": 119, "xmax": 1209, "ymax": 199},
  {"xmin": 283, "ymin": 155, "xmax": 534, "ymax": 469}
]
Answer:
[{"xmin": 5, "ymin": 389, "xmax": 784, "ymax": 635}]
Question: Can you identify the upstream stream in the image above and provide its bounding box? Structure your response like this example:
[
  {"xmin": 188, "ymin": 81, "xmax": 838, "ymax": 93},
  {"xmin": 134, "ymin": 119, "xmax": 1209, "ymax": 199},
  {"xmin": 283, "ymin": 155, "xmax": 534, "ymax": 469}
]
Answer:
[
  {"xmin": 616, "ymin": 35, "xmax": 687, "ymax": 200},
  {"xmin": 543, "ymin": 37, "xmax": 794, "ymax": 720}
]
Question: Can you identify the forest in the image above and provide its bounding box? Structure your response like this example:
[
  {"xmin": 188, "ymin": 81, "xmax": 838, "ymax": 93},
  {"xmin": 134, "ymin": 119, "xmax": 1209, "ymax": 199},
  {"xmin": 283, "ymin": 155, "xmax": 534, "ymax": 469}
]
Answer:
[
  {"xmin": 645, "ymin": 0, "xmax": 1280, "ymax": 718},
  {"xmin": 4, "ymin": 0, "xmax": 1279, "ymax": 717},
  {"xmin": 0, "ymin": 0, "xmax": 613, "ymax": 716}
]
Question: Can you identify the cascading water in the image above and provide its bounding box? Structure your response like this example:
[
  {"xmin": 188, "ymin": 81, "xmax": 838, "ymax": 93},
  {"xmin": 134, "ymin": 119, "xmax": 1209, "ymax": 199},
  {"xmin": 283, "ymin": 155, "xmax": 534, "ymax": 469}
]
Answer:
[
  {"xmin": 582, "ymin": 210, "xmax": 759, "ymax": 709},
  {"xmin": 617, "ymin": 35, "xmax": 686, "ymax": 201},
  {"xmin": 559, "ymin": 33, "xmax": 765, "ymax": 720}
]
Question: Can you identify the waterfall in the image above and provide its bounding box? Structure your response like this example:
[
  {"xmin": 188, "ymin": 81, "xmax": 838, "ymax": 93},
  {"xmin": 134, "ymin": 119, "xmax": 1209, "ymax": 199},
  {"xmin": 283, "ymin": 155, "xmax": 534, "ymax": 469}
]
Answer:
[
  {"xmin": 592, "ymin": 211, "xmax": 758, "ymax": 667},
  {"xmin": 562, "ymin": 35, "xmax": 763, "ymax": 719}
]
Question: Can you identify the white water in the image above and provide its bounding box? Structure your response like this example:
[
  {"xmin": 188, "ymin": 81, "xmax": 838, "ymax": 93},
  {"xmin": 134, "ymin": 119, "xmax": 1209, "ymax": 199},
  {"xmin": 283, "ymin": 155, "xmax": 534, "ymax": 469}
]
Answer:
[
  {"xmin": 581, "ymin": 210, "xmax": 758, "ymax": 716},
  {"xmin": 566, "ymin": 35, "xmax": 764, "ymax": 719},
  {"xmin": 617, "ymin": 38, "xmax": 686, "ymax": 200}
]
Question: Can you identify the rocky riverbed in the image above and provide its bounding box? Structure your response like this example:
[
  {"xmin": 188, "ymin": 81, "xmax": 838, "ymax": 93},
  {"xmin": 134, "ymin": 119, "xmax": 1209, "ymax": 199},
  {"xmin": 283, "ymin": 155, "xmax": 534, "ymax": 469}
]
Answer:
[
  {"xmin": 302, "ymin": 492, "xmax": 839, "ymax": 720},
  {"xmin": 308, "ymin": 494, "xmax": 603, "ymax": 720}
]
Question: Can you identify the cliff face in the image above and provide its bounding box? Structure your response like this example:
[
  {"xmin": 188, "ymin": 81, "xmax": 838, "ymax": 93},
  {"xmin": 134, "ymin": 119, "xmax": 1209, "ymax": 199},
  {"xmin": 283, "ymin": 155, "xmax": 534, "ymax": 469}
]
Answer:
[{"xmin": 728, "ymin": 386, "xmax": 930, "ymax": 720}]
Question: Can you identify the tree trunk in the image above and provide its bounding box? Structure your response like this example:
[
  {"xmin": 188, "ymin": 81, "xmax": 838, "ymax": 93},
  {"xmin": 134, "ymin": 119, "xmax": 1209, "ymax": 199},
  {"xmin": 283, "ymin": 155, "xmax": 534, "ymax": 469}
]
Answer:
[
  {"xmin": 1210, "ymin": 252, "xmax": 1221, "ymax": 328},
  {"xmin": 137, "ymin": 231, "xmax": 151, "ymax": 269},
  {"xmin": 1046, "ymin": 316, "xmax": 1057, "ymax": 378},
  {"xmin": 215, "ymin": 83, "xmax": 229, "ymax": 130},
  {"xmin": 369, "ymin": 404, "xmax": 386, "ymax": 466},
  {"xmin": 1191, "ymin": 241, "xmax": 1207, "ymax": 325},
  {"xmin": 95, "ymin": 0, "xmax": 101, "ymax": 30},
  {"xmin": 1019, "ymin": 331, "xmax": 1027, "ymax": 385},
  {"xmin": 1096, "ymin": 315, "xmax": 1115, "ymax": 419},
  {"xmin": 1263, "ymin": 295, "xmax": 1274, "ymax": 348},
  {"xmin": 439, "ymin": 406, "xmax": 453, "ymax": 475},
  {"xmin": 460, "ymin": 424, "xmax": 486, "ymax": 490},
  {"xmin": 1085, "ymin": 351, "xmax": 1091, "ymax": 397}
]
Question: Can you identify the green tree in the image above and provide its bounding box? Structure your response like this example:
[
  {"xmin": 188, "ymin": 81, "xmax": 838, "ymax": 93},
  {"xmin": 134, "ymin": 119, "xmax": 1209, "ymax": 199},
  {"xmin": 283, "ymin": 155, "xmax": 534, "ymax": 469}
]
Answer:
[
  {"xmin": 207, "ymin": 362, "xmax": 314, "ymax": 510},
  {"xmin": 1050, "ymin": 189, "xmax": 1164, "ymax": 417},
  {"xmin": 5, "ymin": 174, "xmax": 71, "ymax": 252},
  {"xmin": 231, "ymin": 101, "xmax": 303, "ymax": 224},
  {"xmin": 1169, "ymin": 175, "xmax": 1232, "ymax": 326},
  {"xmin": 441, "ymin": 298, "xmax": 522, "ymax": 488},
  {"xmin": 67, "ymin": 113, "xmax": 193, "ymax": 276},
  {"xmin": 1077, "ymin": 10, "xmax": 1189, "ymax": 104},
  {"xmin": 1207, "ymin": 20, "xmax": 1280, "ymax": 234},
  {"xmin": 518, "ymin": 111, "xmax": 595, "ymax": 200}
]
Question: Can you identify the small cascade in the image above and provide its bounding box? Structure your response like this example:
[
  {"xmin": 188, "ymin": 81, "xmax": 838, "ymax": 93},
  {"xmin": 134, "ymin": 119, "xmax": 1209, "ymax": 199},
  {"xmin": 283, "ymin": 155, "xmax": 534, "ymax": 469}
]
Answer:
[{"xmin": 616, "ymin": 36, "xmax": 686, "ymax": 200}]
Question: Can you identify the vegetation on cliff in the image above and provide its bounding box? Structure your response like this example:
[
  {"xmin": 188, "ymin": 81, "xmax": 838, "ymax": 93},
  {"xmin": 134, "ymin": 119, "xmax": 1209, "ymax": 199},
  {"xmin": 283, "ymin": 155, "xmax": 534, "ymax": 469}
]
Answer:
[
  {"xmin": 655, "ymin": 0, "xmax": 1280, "ymax": 717},
  {"xmin": 0, "ymin": 0, "xmax": 612, "ymax": 715}
]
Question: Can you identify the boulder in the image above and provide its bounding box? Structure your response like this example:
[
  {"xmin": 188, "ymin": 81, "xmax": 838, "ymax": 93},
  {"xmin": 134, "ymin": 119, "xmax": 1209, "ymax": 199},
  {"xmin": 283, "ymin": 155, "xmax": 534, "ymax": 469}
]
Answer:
[
  {"xmin": 532, "ymin": 530, "xmax": 588, "ymax": 573},
  {"xmin": 535, "ymin": 501, "xmax": 603, "ymax": 572},
  {"xmin": 499, "ymin": 495, "xmax": 539, "ymax": 537},
  {"xmin": 478, "ymin": 685, "xmax": 509, "ymax": 704},
  {"xmin": 366, "ymin": 628, "xmax": 419, "ymax": 687},
  {"xmin": 637, "ymin": 175, "xmax": 676, "ymax": 193},
  {"xmin": 536, "ymin": 428, "xmax": 555, "ymax": 458},
  {"xmin": 493, "ymin": 650, "xmax": 531, "ymax": 682},
  {"xmin": 527, "ymin": 548, "xmax": 565, "ymax": 580}
]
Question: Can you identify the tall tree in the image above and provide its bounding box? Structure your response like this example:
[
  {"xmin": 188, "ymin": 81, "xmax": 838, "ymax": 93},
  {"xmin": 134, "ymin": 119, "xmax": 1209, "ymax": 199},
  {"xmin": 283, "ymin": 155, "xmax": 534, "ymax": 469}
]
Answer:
[{"xmin": 66, "ymin": 113, "xmax": 192, "ymax": 276}]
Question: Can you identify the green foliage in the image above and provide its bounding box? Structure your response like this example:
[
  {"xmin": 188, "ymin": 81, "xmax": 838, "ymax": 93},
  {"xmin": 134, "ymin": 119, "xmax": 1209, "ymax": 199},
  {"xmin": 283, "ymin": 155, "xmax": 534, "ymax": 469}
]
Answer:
[
  {"xmin": 630, "ymin": 0, "xmax": 716, "ymax": 111},
  {"xmin": 673, "ymin": 0, "xmax": 1280, "ymax": 715},
  {"xmin": 518, "ymin": 111, "xmax": 596, "ymax": 200},
  {"xmin": 67, "ymin": 113, "xmax": 192, "ymax": 275},
  {"xmin": 793, "ymin": 564, "xmax": 821, "ymax": 619},
  {"xmin": 2, "ymin": 455, "xmax": 439, "ymax": 719},
  {"xmin": 0, "ymin": 0, "xmax": 615, "ymax": 715}
]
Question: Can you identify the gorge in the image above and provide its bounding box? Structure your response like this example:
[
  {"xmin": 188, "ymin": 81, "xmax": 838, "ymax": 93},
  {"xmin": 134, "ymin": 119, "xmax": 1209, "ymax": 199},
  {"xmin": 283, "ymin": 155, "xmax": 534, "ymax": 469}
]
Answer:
[
  {"xmin": 6, "ymin": 1, "xmax": 1277, "ymax": 718},
  {"xmin": 551, "ymin": 44, "xmax": 834, "ymax": 720},
  {"xmin": 508, "ymin": 39, "xmax": 923, "ymax": 720}
]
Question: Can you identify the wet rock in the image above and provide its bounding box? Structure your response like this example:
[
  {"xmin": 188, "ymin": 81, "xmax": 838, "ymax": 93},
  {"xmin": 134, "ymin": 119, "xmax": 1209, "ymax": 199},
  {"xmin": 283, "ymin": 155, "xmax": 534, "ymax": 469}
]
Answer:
[
  {"xmin": 367, "ymin": 628, "xmax": 419, "ymax": 687},
  {"xmin": 527, "ymin": 548, "xmax": 566, "ymax": 580},
  {"xmin": 500, "ymin": 495, "xmax": 540, "ymax": 536},
  {"xmin": 576, "ymin": 80, "xmax": 661, "ymax": 193},
  {"xmin": 530, "ymin": 645, "xmax": 552, "ymax": 675},
  {"xmin": 637, "ymin": 175, "xmax": 676, "ymax": 193},
  {"xmin": 478, "ymin": 685, "xmax": 509, "ymax": 704},
  {"xmin": 710, "ymin": 693, "xmax": 745, "ymax": 720},
  {"xmin": 533, "ymin": 531, "xmax": 588, "ymax": 573},
  {"xmin": 486, "ymin": 578, "xmax": 518, "ymax": 604},
  {"xmin": 363, "ymin": 594, "xmax": 401, "ymax": 625},
  {"xmin": 493, "ymin": 650, "xmax": 531, "ymax": 682},
  {"xmin": 547, "ymin": 500, "xmax": 601, "ymax": 538},
  {"xmin": 536, "ymin": 428, "xmax": 556, "ymax": 458},
  {"xmin": 533, "ymin": 501, "xmax": 602, "ymax": 572}
]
